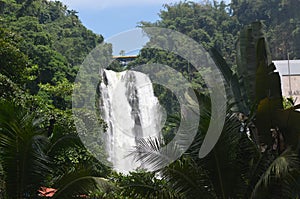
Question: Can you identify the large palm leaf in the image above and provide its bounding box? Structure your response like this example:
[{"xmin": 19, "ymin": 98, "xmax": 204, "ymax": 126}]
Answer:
[
  {"xmin": 0, "ymin": 101, "xmax": 115, "ymax": 198},
  {"xmin": 51, "ymin": 164, "xmax": 114, "ymax": 199},
  {"xmin": 248, "ymin": 148, "xmax": 300, "ymax": 199},
  {"xmin": 45, "ymin": 117, "xmax": 113, "ymax": 198},
  {"xmin": 0, "ymin": 101, "xmax": 50, "ymax": 198},
  {"xmin": 162, "ymin": 156, "xmax": 217, "ymax": 199}
]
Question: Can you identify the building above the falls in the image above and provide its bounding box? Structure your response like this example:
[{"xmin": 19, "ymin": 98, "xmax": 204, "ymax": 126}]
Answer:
[
  {"xmin": 274, "ymin": 60, "xmax": 300, "ymax": 104},
  {"xmin": 113, "ymin": 55, "xmax": 138, "ymax": 66}
]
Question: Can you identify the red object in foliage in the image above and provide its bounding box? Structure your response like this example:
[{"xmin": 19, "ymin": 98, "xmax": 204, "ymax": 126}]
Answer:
[{"xmin": 38, "ymin": 187, "xmax": 57, "ymax": 197}]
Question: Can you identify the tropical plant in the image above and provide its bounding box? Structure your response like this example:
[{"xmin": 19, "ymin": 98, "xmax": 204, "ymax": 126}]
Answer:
[
  {"xmin": 131, "ymin": 22, "xmax": 300, "ymax": 198},
  {"xmin": 226, "ymin": 21, "xmax": 300, "ymax": 152},
  {"xmin": 0, "ymin": 100, "xmax": 50, "ymax": 198},
  {"xmin": 107, "ymin": 170, "xmax": 181, "ymax": 199},
  {"xmin": 0, "ymin": 101, "xmax": 114, "ymax": 198}
]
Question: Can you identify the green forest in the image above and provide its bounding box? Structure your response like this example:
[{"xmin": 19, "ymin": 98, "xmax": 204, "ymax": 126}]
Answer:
[{"xmin": 0, "ymin": 0, "xmax": 300, "ymax": 198}]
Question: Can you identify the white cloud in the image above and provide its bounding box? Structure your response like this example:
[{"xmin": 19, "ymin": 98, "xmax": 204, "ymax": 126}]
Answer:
[{"xmin": 56, "ymin": 0, "xmax": 181, "ymax": 10}]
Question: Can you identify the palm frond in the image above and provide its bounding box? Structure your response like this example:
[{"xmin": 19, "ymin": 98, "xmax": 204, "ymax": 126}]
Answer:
[
  {"xmin": 131, "ymin": 137, "xmax": 183, "ymax": 171},
  {"xmin": 111, "ymin": 171, "xmax": 179, "ymax": 199},
  {"xmin": 47, "ymin": 132, "xmax": 83, "ymax": 156},
  {"xmin": 196, "ymin": 113, "xmax": 243, "ymax": 198},
  {"xmin": 250, "ymin": 148, "xmax": 300, "ymax": 199},
  {"xmin": 52, "ymin": 165, "xmax": 112, "ymax": 198},
  {"xmin": 0, "ymin": 101, "xmax": 50, "ymax": 198},
  {"xmin": 162, "ymin": 156, "xmax": 217, "ymax": 199}
]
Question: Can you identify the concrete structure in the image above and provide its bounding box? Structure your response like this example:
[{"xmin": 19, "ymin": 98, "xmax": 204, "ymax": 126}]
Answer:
[
  {"xmin": 113, "ymin": 55, "xmax": 138, "ymax": 66},
  {"xmin": 273, "ymin": 60, "xmax": 300, "ymax": 104}
]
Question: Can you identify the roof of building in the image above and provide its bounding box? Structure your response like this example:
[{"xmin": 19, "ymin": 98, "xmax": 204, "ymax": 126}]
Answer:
[
  {"xmin": 273, "ymin": 60, "xmax": 300, "ymax": 76},
  {"xmin": 112, "ymin": 55, "xmax": 138, "ymax": 59}
]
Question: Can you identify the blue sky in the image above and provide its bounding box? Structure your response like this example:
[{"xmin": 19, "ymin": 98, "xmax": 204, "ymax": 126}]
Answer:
[{"xmin": 58, "ymin": 0, "xmax": 231, "ymax": 39}]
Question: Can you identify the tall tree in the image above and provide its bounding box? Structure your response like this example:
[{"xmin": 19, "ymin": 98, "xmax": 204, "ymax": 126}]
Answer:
[{"xmin": 231, "ymin": 0, "xmax": 300, "ymax": 59}]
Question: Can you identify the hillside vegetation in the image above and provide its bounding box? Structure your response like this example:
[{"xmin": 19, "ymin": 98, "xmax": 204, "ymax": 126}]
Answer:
[{"xmin": 0, "ymin": 0, "xmax": 300, "ymax": 198}]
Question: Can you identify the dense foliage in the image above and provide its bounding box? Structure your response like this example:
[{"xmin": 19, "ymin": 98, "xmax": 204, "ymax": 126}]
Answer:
[
  {"xmin": 0, "ymin": 0, "xmax": 109, "ymax": 198},
  {"xmin": 231, "ymin": 0, "xmax": 300, "ymax": 60},
  {"xmin": 0, "ymin": 0, "xmax": 300, "ymax": 198}
]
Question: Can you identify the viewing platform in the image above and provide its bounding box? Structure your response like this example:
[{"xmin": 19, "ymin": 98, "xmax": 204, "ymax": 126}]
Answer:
[{"xmin": 113, "ymin": 55, "xmax": 138, "ymax": 66}]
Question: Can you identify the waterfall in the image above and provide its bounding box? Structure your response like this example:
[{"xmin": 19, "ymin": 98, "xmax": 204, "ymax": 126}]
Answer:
[{"xmin": 99, "ymin": 69, "xmax": 163, "ymax": 173}]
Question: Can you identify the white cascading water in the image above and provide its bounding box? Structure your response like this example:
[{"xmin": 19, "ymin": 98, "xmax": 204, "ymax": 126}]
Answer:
[{"xmin": 99, "ymin": 69, "xmax": 163, "ymax": 173}]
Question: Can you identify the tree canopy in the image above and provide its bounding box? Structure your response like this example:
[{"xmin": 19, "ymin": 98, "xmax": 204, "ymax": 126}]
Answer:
[{"xmin": 0, "ymin": 0, "xmax": 300, "ymax": 198}]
